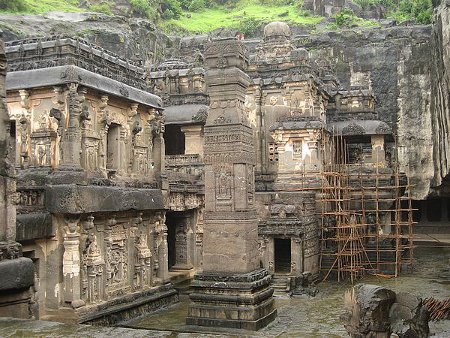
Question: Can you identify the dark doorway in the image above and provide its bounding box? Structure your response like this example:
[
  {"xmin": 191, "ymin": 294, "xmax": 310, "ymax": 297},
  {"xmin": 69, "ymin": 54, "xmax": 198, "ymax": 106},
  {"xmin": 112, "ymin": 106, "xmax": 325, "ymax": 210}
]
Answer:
[
  {"xmin": 9, "ymin": 120, "xmax": 16, "ymax": 165},
  {"xmin": 274, "ymin": 238, "xmax": 291, "ymax": 273},
  {"xmin": 166, "ymin": 211, "xmax": 192, "ymax": 270},
  {"xmin": 166, "ymin": 212, "xmax": 177, "ymax": 269},
  {"xmin": 164, "ymin": 125, "xmax": 185, "ymax": 155},
  {"xmin": 106, "ymin": 123, "xmax": 120, "ymax": 170}
]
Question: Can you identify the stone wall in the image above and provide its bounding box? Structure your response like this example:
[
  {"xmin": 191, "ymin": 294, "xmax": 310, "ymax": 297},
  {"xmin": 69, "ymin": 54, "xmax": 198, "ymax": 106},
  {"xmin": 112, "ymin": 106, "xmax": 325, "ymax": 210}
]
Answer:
[
  {"xmin": 0, "ymin": 35, "xmax": 35, "ymax": 319},
  {"xmin": 430, "ymin": 1, "xmax": 450, "ymax": 193},
  {"xmin": 3, "ymin": 37, "xmax": 179, "ymax": 323},
  {"xmin": 0, "ymin": 36, "xmax": 14, "ymax": 240}
]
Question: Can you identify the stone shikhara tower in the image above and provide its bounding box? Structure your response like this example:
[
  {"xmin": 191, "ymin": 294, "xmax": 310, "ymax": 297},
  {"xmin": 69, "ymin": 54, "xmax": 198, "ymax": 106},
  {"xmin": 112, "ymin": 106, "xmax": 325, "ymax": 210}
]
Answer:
[{"xmin": 186, "ymin": 37, "xmax": 277, "ymax": 330}]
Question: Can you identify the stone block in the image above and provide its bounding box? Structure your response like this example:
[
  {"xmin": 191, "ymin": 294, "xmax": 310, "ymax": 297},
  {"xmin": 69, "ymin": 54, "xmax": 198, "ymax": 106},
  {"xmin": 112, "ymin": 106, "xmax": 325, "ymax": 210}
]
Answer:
[
  {"xmin": 186, "ymin": 269, "xmax": 276, "ymax": 330},
  {"xmin": 0, "ymin": 257, "xmax": 34, "ymax": 291}
]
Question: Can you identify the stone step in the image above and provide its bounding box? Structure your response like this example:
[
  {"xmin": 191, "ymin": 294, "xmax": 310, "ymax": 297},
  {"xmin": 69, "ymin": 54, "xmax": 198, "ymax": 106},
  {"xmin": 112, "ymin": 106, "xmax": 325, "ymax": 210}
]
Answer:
[{"xmin": 271, "ymin": 275, "xmax": 290, "ymax": 295}]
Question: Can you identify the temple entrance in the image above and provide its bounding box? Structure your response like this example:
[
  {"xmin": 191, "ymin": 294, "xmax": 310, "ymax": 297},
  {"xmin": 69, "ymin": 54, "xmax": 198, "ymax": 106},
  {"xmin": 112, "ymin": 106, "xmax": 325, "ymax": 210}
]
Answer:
[
  {"xmin": 166, "ymin": 211, "xmax": 193, "ymax": 270},
  {"xmin": 274, "ymin": 238, "xmax": 291, "ymax": 273}
]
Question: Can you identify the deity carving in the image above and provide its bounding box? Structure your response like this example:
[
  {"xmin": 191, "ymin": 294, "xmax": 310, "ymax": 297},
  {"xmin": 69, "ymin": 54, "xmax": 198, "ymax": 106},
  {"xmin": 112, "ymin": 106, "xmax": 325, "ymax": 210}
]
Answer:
[
  {"xmin": 134, "ymin": 233, "xmax": 152, "ymax": 289},
  {"xmin": 83, "ymin": 232, "xmax": 104, "ymax": 303},
  {"xmin": 216, "ymin": 171, "xmax": 232, "ymax": 200},
  {"xmin": 18, "ymin": 114, "xmax": 30, "ymax": 168}
]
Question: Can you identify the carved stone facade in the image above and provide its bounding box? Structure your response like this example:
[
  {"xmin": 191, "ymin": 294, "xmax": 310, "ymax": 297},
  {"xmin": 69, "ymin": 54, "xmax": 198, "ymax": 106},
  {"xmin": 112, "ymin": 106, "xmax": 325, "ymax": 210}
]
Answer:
[
  {"xmin": 4, "ymin": 38, "xmax": 177, "ymax": 324},
  {"xmin": 157, "ymin": 22, "xmax": 395, "ymax": 292}
]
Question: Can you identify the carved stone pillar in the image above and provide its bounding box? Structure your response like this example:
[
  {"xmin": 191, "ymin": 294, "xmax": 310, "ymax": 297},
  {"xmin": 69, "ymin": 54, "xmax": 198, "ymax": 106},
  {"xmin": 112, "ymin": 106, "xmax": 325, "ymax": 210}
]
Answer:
[
  {"xmin": 62, "ymin": 216, "xmax": 84, "ymax": 308},
  {"xmin": 194, "ymin": 208, "xmax": 204, "ymax": 268},
  {"xmin": 181, "ymin": 125, "xmax": 203, "ymax": 157},
  {"xmin": 154, "ymin": 213, "xmax": 169, "ymax": 283},
  {"xmin": 187, "ymin": 38, "xmax": 276, "ymax": 330},
  {"xmin": 17, "ymin": 90, "xmax": 31, "ymax": 169},
  {"xmin": 98, "ymin": 95, "xmax": 110, "ymax": 174},
  {"xmin": 292, "ymin": 238, "xmax": 303, "ymax": 276},
  {"xmin": 371, "ymin": 135, "xmax": 386, "ymax": 166},
  {"xmin": 134, "ymin": 222, "xmax": 152, "ymax": 290},
  {"xmin": 60, "ymin": 83, "xmax": 82, "ymax": 170},
  {"xmin": 172, "ymin": 218, "xmax": 193, "ymax": 270},
  {"xmin": 81, "ymin": 216, "xmax": 104, "ymax": 304}
]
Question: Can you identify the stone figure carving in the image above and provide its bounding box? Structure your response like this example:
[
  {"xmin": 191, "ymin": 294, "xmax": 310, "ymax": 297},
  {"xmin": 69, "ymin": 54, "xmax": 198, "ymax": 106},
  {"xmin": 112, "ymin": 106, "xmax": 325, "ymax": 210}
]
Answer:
[
  {"xmin": 217, "ymin": 171, "xmax": 232, "ymax": 199},
  {"xmin": 79, "ymin": 104, "xmax": 91, "ymax": 128},
  {"xmin": 18, "ymin": 115, "xmax": 30, "ymax": 168},
  {"xmin": 134, "ymin": 233, "xmax": 152, "ymax": 289}
]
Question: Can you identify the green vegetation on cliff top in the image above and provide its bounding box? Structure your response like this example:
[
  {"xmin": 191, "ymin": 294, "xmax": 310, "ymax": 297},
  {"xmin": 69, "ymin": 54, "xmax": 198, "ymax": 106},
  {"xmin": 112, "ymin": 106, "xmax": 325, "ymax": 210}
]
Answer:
[
  {"xmin": 0, "ymin": 0, "xmax": 82, "ymax": 13},
  {"xmin": 0, "ymin": 0, "xmax": 433, "ymax": 35},
  {"xmin": 165, "ymin": 2, "xmax": 323, "ymax": 34}
]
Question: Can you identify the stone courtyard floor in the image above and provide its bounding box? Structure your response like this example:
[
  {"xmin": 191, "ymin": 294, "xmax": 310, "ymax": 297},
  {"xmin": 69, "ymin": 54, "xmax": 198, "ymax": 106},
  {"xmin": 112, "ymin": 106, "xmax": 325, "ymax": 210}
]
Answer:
[{"xmin": 0, "ymin": 245, "xmax": 448, "ymax": 337}]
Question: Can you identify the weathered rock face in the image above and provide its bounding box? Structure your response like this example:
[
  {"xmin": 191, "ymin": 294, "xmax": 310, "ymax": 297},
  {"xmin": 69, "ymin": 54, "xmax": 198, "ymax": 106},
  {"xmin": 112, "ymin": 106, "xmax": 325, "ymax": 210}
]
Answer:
[
  {"xmin": 0, "ymin": 12, "xmax": 172, "ymax": 64},
  {"xmin": 302, "ymin": 0, "xmax": 386, "ymax": 19},
  {"xmin": 296, "ymin": 27, "xmax": 433, "ymax": 199},
  {"xmin": 342, "ymin": 284, "xmax": 396, "ymax": 336},
  {"xmin": 342, "ymin": 284, "xmax": 430, "ymax": 338},
  {"xmin": 430, "ymin": 1, "xmax": 450, "ymax": 193}
]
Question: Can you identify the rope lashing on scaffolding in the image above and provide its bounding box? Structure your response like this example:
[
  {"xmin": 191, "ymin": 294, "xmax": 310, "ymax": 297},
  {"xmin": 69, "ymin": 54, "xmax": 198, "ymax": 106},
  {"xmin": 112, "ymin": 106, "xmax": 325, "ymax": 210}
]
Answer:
[{"xmin": 423, "ymin": 297, "xmax": 450, "ymax": 321}]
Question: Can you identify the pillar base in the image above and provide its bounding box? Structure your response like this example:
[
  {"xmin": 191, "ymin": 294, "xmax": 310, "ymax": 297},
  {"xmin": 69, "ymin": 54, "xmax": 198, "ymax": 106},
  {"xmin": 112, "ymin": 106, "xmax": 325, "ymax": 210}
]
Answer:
[{"xmin": 186, "ymin": 269, "xmax": 277, "ymax": 331}]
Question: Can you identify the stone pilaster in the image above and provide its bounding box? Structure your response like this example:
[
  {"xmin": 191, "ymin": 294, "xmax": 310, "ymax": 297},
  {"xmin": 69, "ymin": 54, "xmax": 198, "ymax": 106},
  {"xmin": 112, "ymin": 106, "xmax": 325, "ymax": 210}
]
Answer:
[
  {"xmin": 62, "ymin": 217, "xmax": 84, "ymax": 308},
  {"xmin": 186, "ymin": 37, "xmax": 276, "ymax": 330}
]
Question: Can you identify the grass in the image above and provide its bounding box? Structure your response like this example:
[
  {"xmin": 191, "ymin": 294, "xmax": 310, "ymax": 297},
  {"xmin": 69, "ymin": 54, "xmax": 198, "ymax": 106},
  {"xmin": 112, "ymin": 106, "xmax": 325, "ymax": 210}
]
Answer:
[
  {"xmin": 1, "ymin": 0, "xmax": 83, "ymax": 14},
  {"xmin": 164, "ymin": 1, "xmax": 324, "ymax": 34}
]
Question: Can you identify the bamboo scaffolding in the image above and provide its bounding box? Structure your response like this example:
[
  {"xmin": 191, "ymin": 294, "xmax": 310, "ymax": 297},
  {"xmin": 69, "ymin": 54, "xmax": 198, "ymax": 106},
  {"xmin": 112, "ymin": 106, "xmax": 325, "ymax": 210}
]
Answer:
[{"xmin": 317, "ymin": 129, "xmax": 415, "ymax": 282}]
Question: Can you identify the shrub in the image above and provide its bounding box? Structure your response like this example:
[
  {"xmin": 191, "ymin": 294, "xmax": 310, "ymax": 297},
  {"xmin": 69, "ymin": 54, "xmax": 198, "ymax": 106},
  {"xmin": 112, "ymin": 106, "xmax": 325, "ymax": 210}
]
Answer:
[
  {"xmin": 335, "ymin": 8, "xmax": 357, "ymax": 27},
  {"xmin": 89, "ymin": 2, "xmax": 113, "ymax": 15},
  {"xmin": 130, "ymin": 0, "xmax": 152, "ymax": 16},
  {"xmin": 0, "ymin": 0, "xmax": 27, "ymax": 12},
  {"xmin": 188, "ymin": 0, "xmax": 206, "ymax": 12},
  {"xmin": 160, "ymin": 0, "xmax": 183, "ymax": 19},
  {"xmin": 259, "ymin": 0, "xmax": 295, "ymax": 5},
  {"xmin": 236, "ymin": 17, "xmax": 264, "ymax": 37}
]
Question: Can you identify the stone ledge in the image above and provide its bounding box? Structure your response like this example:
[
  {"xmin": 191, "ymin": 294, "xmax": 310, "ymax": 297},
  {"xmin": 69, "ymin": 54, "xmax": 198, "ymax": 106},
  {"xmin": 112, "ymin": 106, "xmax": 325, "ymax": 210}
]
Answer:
[
  {"xmin": 194, "ymin": 268, "xmax": 270, "ymax": 283},
  {"xmin": 78, "ymin": 284, "xmax": 179, "ymax": 325},
  {"xmin": 45, "ymin": 184, "xmax": 164, "ymax": 214}
]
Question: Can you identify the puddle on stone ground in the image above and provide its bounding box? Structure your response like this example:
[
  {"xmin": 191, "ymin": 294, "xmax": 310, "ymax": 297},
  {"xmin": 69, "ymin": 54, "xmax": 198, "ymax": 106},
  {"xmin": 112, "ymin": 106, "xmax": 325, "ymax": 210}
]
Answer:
[{"xmin": 126, "ymin": 246, "xmax": 450, "ymax": 337}]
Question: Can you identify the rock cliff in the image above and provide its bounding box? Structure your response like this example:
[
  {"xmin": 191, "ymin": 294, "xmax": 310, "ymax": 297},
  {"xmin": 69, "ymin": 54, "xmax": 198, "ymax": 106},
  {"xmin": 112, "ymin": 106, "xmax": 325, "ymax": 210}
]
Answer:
[
  {"xmin": 431, "ymin": 1, "xmax": 450, "ymax": 194},
  {"xmin": 296, "ymin": 27, "xmax": 433, "ymax": 199}
]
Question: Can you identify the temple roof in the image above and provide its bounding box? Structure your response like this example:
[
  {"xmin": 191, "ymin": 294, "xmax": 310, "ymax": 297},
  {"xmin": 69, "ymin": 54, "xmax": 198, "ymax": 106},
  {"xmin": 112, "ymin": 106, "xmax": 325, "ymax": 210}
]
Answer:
[
  {"xmin": 6, "ymin": 65, "xmax": 163, "ymax": 109},
  {"xmin": 329, "ymin": 120, "xmax": 392, "ymax": 135}
]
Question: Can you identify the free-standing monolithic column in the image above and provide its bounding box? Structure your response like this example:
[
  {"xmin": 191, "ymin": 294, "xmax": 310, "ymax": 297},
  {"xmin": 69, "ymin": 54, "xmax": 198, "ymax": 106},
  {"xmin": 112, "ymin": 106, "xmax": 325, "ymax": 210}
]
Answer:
[{"xmin": 186, "ymin": 37, "xmax": 276, "ymax": 330}]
